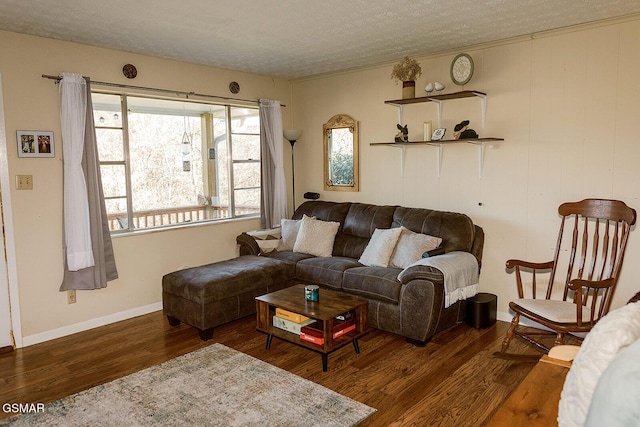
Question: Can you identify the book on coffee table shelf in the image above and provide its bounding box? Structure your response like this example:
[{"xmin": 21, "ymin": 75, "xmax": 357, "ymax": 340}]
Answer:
[
  {"xmin": 333, "ymin": 319, "xmax": 356, "ymax": 338},
  {"xmin": 275, "ymin": 307, "xmax": 310, "ymax": 323},
  {"xmin": 300, "ymin": 321, "xmax": 324, "ymax": 345},
  {"xmin": 300, "ymin": 321, "xmax": 323, "ymax": 336},
  {"xmin": 300, "ymin": 318, "xmax": 357, "ymax": 342},
  {"xmin": 273, "ymin": 315, "xmax": 315, "ymax": 335},
  {"xmin": 300, "ymin": 332, "xmax": 325, "ymax": 345}
]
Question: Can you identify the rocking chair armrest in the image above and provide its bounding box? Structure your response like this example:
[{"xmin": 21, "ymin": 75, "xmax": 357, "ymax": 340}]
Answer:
[
  {"xmin": 568, "ymin": 277, "xmax": 615, "ymax": 291},
  {"xmin": 505, "ymin": 259, "xmax": 554, "ymax": 270}
]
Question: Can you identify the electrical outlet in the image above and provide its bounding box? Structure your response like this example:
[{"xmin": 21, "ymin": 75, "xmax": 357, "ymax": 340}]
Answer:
[
  {"xmin": 67, "ymin": 290, "xmax": 76, "ymax": 304},
  {"xmin": 15, "ymin": 175, "xmax": 33, "ymax": 190}
]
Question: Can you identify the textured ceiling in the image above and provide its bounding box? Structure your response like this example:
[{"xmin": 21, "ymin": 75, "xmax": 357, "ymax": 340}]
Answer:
[{"xmin": 0, "ymin": 0, "xmax": 639, "ymax": 80}]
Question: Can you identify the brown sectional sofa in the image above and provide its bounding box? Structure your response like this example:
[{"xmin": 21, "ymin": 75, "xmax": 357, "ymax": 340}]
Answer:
[{"xmin": 162, "ymin": 200, "xmax": 484, "ymax": 344}]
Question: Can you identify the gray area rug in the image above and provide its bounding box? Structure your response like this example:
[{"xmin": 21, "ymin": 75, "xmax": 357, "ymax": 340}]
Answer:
[{"xmin": 1, "ymin": 343, "xmax": 375, "ymax": 426}]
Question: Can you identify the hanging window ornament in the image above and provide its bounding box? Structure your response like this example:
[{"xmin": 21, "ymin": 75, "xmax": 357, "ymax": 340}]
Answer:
[
  {"xmin": 182, "ymin": 131, "xmax": 192, "ymax": 155},
  {"xmin": 181, "ymin": 112, "xmax": 192, "ymax": 156}
]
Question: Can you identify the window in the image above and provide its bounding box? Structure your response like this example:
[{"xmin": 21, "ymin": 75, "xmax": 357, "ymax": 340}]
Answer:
[{"xmin": 92, "ymin": 93, "xmax": 261, "ymax": 232}]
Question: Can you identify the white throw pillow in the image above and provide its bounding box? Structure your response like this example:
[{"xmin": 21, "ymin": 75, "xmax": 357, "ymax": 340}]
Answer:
[
  {"xmin": 278, "ymin": 219, "xmax": 302, "ymax": 251},
  {"xmin": 358, "ymin": 227, "xmax": 403, "ymax": 268},
  {"xmin": 558, "ymin": 301, "xmax": 640, "ymax": 427},
  {"xmin": 389, "ymin": 227, "xmax": 443, "ymax": 269},
  {"xmin": 247, "ymin": 228, "xmax": 282, "ymax": 253},
  {"xmin": 293, "ymin": 215, "xmax": 340, "ymax": 257},
  {"xmin": 585, "ymin": 338, "xmax": 640, "ymax": 426}
]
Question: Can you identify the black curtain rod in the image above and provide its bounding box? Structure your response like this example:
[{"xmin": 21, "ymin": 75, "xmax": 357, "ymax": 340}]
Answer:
[{"xmin": 41, "ymin": 74, "xmax": 285, "ymax": 107}]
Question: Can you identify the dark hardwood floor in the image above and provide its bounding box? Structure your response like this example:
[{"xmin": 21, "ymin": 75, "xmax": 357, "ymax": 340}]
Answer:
[{"xmin": 0, "ymin": 311, "xmax": 558, "ymax": 425}]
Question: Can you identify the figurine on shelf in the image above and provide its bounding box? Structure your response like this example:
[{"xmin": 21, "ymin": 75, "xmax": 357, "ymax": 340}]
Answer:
[
  {"xmin": 424, "ymin": 82, "xmax": 434, "ymax": 96},
  {"xmin": 395, "ymin": 124, "xmax": 409, "ymax": 142},
  {"xmin": 453, "ymin": 120, "xmax": 478, "ymax": 139}
]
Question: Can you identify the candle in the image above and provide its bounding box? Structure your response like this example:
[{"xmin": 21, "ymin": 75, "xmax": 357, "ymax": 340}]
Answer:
[{"xmin": 424, "ymin": 121, "xmax": 432, "ymax": 141}]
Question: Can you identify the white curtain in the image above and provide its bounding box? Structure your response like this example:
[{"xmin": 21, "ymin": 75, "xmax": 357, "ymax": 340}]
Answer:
[
  {"xmin": 60, "ymin": 73, "xmax": 94, "ymax": 271},
  {"xmin": 259, "ymin": 99, "xmax": 287, "ymax": 228}
]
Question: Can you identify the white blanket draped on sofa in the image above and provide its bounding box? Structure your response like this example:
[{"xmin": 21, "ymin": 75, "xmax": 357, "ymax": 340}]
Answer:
[{"xmin": 398, "ymin": 251, "xmax": 479, "ymax": 308}]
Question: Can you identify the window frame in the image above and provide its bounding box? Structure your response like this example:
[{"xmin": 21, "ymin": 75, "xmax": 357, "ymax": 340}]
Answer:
[{"xmin": 92, "ymin": 91, "xmax": 261, "ymax": 234}]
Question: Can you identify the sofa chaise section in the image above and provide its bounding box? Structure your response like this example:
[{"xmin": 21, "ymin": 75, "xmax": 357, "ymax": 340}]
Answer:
[{"xmin": 162, "ymin": 255, "xmax": 296, "ymax": 340}]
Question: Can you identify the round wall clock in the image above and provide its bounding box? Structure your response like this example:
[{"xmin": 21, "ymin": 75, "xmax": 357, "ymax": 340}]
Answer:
[
  {"xmin": 450, "ymin": 53, "xmax": 474, "ymax": 86},
  {"xmin": 229, "ymin": 81, "xmax": 240, "ymax": 94}
]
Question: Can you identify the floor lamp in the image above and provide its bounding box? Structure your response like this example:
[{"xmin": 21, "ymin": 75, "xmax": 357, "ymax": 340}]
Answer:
[{"xmin": 283, "ymin": 129, "xmax": 302, "ymax": 210}]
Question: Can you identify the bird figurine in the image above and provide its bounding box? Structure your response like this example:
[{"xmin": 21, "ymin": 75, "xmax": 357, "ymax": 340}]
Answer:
[
  {"xmin": 424, "ymin": 82, "xmax": 434, "ymax": 96},
  {"xmin": 434, "ymin": 81, "xmax": 445, "ymax": 94},
  {"xmin": 453, "ymin": 120, "xmax": 479, "ymax": 139}
]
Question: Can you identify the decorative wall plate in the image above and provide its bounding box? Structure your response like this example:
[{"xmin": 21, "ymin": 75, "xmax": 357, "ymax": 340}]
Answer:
[
  {"xmin": 450, "ymin": 53, "xmax": 474, "ymax": 86},
  {"xmin": 122, "ymin": 64, "xmax": 137, "ymax": 79}
]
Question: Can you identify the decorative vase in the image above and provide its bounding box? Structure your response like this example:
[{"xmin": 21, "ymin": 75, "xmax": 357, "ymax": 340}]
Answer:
[{"xmin": 402, "ymin": 81, "xmax": 416, "ymax": 99}]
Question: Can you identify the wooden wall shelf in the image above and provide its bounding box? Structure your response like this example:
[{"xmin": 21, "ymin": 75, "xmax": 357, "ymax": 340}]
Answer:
[
  {"xmin": 370, "ymin": 137, "xmax": 503, "ymax": 147},
  {"xmin": 384, "ymin": 90, "xmax": 486, "ymax": 106},
  {"xmin": 385, "ymin": 90, "xmax": 487, "ymax": 128},
  {"xmin": 370, "ymin": 138, "xmax": 504, "ymax": 178}
]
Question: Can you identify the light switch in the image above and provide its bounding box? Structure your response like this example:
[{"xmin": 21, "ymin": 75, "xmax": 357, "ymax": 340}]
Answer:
[{"xmin": 16, "ymin": 175, "xmax": 33, "ymax": 190}]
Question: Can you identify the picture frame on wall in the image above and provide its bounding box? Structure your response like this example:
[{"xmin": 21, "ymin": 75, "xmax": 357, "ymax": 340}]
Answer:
[{"xmin": 17, "ymin": 130, "xmax": 55, "ymax": 158}]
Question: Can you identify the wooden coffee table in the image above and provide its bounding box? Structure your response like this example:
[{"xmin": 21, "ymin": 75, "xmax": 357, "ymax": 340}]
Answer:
[{"xmin": 255, "ymin": 284, "xmax": 369, "ymax": 371}]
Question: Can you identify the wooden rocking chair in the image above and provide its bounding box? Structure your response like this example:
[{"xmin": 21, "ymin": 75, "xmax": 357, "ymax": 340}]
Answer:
[{"xmin": 501, "ymin": 198, "xmax": 636, "ymax": 353}]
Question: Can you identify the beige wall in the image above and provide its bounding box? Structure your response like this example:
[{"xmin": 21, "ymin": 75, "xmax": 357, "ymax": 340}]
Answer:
[
  {"xmin": 0, "ymin": 31, "xmax": 290, "ymax": 343},
  {"xmin": 292, "ymin": 17, "xmax": 640, "ymax": 319}
]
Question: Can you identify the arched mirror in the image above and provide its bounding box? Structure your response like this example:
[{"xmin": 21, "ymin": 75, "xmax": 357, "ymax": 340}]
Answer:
[{"xmin": 323, "ymin": 114, "xmax": 359, "ymax": 191}]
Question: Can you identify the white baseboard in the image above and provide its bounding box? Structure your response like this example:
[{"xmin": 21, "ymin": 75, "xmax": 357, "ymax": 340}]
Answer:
[
  {"xmin": 21, "ymin": 302, "xmax": 163, "ymax": 348},
  {"xmin": 497, "ymin": 310, "xmax": 556, "ymax": 331},
  {"xmin": 497, "ymin": 310, "xmax": 512, "ymax": 323}
]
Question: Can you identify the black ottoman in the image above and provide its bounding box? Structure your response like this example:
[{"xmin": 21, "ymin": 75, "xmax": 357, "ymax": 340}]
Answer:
[
  {"xmin": 466, "ymin": 293, "xmax": 497, "ymax": 328},
  {"xmin": 162, "ymin": 255, "xmax": 297, "ymax": 340}
]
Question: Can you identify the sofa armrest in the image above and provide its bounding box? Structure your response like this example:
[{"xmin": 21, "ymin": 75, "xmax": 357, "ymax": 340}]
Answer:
[
  {"xmin": 397, "ymin": 278, "xmax": 446, "ymax": 342},
  {"xmin": 423, "ymin": 245, "xmax": 445, "ymax": 258},
  {"xmin": 236, "ymin": 232, "xmax": 261, "ymax": 256},
  {"xmin": 397, "ymin": 264, "xmax": 444, "ymax": 286}
]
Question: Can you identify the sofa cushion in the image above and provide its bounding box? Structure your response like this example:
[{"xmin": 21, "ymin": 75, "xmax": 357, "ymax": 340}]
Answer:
[
  {"xmin": 335, "ymin": 203, "xmax": 397, "ymax": 259},
  {"xmin": 389, "ymin": 227, "xmax": 443, "ymax": 269},
  {"xmin": 359, "ymin": 227, "xmax": 402, "ymax": 267},
  {"xmin": 342, "ymin": 266, "xmax": 403, "ymax": 303},
  {"xmin": 392, "ymin": 207, "xmax": 475, "ymax": 254},
  {"xmin": 278, "ymin": 218, "xmax": 301, "ymax": 251},
  {"xmin": 293, "ymin": 201, "xmax": 351, "ymax": 225},
  {"xmin": 263, "ymin": 250, "xmax": 315, "ymax": 265},
  {"xmin": 296, "ymin": 256, "xmax": 362, "ymax": 290},
  {"xmin": 294, "ymin": 215, "xmax": 340, "ymax": 257}
]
